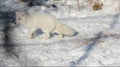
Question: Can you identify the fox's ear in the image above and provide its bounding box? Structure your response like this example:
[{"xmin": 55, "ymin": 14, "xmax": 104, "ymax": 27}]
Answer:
[{"xmin": 16, "ymin": 11, "xmax": 26, "ymax": 18}]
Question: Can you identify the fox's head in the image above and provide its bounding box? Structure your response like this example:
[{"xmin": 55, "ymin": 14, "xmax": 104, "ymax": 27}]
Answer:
[{"xmin": 15, "ymin": 11, "xmax": 27, "ymax": 25}]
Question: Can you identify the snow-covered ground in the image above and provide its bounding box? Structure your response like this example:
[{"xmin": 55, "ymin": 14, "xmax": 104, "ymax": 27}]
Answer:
[{"xmin": 0, "ymin": 0, "xmax": 120, "ymax": 66}]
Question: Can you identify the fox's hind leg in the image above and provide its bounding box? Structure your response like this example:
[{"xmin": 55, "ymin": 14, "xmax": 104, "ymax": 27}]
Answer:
[
  {"xmin": 59, "ymin": 34, "xmax": 63, "ymax": 38},
  {"xmin": 54, "ymin": 29, "xmax": 63, "ymax": 38},
  {"xmin": 57, "ymin": 31, "xmax": 63, "ymax": 38},
  {"xmin": 41, "ymin": 32, "xmax": 50, "ymax": 39}
]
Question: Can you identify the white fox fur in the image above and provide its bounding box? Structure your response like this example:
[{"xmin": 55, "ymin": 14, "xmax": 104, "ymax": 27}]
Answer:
[{"xmin": 15, "ymin": 11, "xmax": 77, "ymax": 39}]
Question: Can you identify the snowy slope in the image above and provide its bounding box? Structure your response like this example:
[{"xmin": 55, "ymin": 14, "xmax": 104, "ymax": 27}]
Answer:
[{"xmin": 0, "ymin": 0, "xmax": 120, "ymax": 66}]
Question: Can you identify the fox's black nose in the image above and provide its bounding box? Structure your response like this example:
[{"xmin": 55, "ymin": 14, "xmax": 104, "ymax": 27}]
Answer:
[{"xmin": 14, "ymin": 23, "xmax": 17, "ymax": 25}]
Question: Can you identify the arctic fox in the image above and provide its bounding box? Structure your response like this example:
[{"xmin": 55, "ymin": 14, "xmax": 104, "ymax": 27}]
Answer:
[{"xmin": 15, "ymin": 11, "xmax": 77, "ymax": 39}]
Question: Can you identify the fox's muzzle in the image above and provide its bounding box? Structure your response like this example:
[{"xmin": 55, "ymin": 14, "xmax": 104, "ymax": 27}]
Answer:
[{"xmin": 10, "ymin": 22, "xmax": 19, "ymax": 27}]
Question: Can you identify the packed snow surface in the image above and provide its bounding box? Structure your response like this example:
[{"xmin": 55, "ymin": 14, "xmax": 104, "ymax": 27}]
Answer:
[{"xmin": 0, "ymin": 0, "xmax": 120, "ymax": 66}]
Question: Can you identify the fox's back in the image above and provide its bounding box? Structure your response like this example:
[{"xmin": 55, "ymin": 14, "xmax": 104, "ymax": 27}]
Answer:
[{"xmin": 26, "ymin": 12, "xmax": 57, "ymax": 28}]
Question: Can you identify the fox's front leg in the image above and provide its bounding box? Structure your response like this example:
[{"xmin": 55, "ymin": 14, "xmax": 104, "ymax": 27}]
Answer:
[
  {"xmin": 27, "ymin": 29, "xmax": 36, "ymax": 39},
  {"xmin": 27, "ymin": 32, "xmax": 34, "ymax": 39},
  {"xmin": 28, "ymin": 33, "xmax": 36, "ymax": 39}
]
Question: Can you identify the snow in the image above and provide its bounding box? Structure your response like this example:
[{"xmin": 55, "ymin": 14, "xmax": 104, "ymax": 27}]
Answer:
[{"xmin": 0, "ymin": 0, "xmax": 120, "ymax": 66}]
